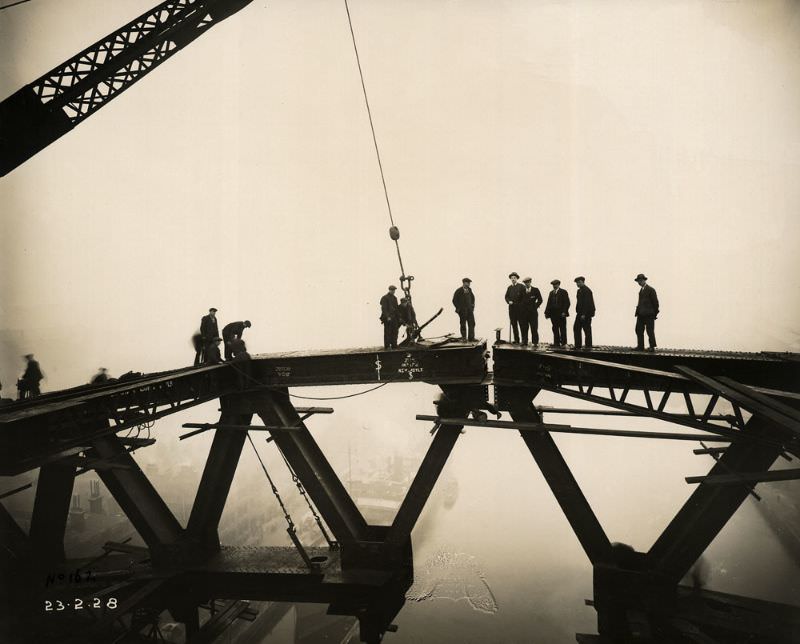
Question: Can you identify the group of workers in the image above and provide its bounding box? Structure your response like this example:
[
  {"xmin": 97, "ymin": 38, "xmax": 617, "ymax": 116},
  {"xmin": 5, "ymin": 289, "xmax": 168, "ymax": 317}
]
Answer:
[
  {"xmin": 6, "ymin": 277, "xmax": 659, "ymax": 403},
  {"xmin": 193, "ymin": 308, "xmax": 252, "ymax": 365},
  {"xmin": 379, "ymin": 288, "xmax": 418, "ymax": 349},
  {"xmin": 381, "ymin": 272, "xmax": 659, "ymax": 351}
]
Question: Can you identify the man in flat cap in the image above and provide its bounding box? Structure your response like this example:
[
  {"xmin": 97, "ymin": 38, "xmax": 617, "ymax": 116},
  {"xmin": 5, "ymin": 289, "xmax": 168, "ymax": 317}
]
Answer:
[
  {"xmin": 520, "ymin": 277, "xmax": 543, "ymax": 346},
  {"xmin": 544, "ymin": 279, "xmax": 570, "ymax": 346},
  {"xmin": 573, "ymin": 276, "xmax": 595, "ymax": 349},
  {"xmin": 504, "ymin": 272, "xmax": 525, "ymax": 343},
  {"xmin": 380, "ymin": 285, "xmax": 400, "ymax": 349},
  {"xmin": 634, "ymin": 273, "xmax": 659, "ymax": 351},
  {"xmin": 222, "ymin": 320, "xmax": 252, "ymax": 361},
  {"xmin": 197, "ymin": 307, "xmax": 219, "ymax": 365},
  {"xmin": 452, "ymin": 278, "xmax": 476, "ymax": 341}
]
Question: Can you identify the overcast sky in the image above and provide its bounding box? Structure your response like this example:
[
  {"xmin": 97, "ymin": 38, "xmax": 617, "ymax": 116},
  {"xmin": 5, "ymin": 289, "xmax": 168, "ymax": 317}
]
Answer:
[
  {"xmin": 2, "ymin": 4, "xmax": 799, "ymax": 630},
  {"xmin": 1, "ymin": 0, "xmax": 799, "ymax": 390}
]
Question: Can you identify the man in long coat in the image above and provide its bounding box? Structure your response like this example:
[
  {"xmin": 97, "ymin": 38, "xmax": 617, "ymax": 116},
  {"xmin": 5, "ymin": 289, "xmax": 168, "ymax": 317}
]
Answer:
[
  {"xmin": 504, "ymin": 272, "xmax": 525, "ymax": 343},
  {"xmin": 520, "ymin": 277, "xmax": 543, "ymax": 346},
  {"xmin": 452, "ymin": 278, "xmax": 476, "ymax": 341},
  {"xmin": 573, "ymin": 276, "xmax": 596, "ymax": 349},
  {"xmin": 380, "ymin": 285, "xmax": 400, "ymax": 349},
  {"xmin": 544, "ymin": 279, "xmax": 570, "ymax": 346},
  {"xmin": 634, "ymin": 273, "xmax": 659, "ymax": 351}
]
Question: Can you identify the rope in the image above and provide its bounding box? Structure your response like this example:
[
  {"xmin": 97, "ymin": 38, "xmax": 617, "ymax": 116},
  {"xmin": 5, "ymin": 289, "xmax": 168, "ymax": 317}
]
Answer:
[{"xmin": 343, "ymin": 0, "xmax": 407, "ymax": 279}]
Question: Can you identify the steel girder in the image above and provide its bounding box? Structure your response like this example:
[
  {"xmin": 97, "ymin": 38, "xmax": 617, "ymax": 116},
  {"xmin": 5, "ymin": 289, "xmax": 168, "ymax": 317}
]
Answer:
[
  {"xmin": 250, "ymin": 389, "xmax": 369, "ymax": 545},
  {"xmin": 0, "ymin": 342, "xmax": 487, "ymax": 476},
  {"xmin": 503, "ymin": 388, "xmax": 613, "ymax": 565},
  {"xmin": 29, "ymin": 461, "xmax": 77, "ymax": 565},
  {"xmin": 187, "ymin": 404, "xmax": 253, "ymax": 551},
  {"xmin": 647, "ymin": 416, "xmax": 784, "ymax": 582},
  {"xmin": 91, "ymin": 435, "xmax": 184, "ymax": 559},
  {"xmin": 494, "ymin": 350, "xmax": 799, "ymax": 456},
  {"xmin": 385, "ymin": 385, "xmax": 474, "ymax": 547}
]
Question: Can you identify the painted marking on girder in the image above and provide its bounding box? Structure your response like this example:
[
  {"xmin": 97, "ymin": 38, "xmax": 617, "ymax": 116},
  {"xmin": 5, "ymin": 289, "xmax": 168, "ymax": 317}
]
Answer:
[
  {"xmin": 274, "ymin": 366, "xmax": 292, "ymax": 378},
  {"xmin": 398, "ymin": 353, "xmax": 424, "ymax": 380},
  {"xmin": 375, "ymin": 355, "xmax": 382, "ymax": 381}
]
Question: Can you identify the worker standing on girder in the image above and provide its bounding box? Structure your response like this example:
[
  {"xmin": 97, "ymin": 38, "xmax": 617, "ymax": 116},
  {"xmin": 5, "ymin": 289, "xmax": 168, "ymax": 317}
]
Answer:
[
  {"xmin": 505, "ymin": 272, "xmax": 525, "ymax": 343},
  {"xmin": 197, "ymin": 307, "xmax": 219, "ymax": 365},
  {"xmin": 573, "ymin": 276, "xmax": 595, "ymax": 350},
  {"xmin": 520, "ymin": 277, "xmax": 543, "ymax": 346},
  {"xmin": 380, "ymin": 285, "xmax": 400, "ymax": 349},
  {"xmin": 452, "ymin": 278, "xmax": 476, "ymax": 341},
  {"xmin": 634, "ymin": 273, "xmax": 659, "ymax": 352},
  {"xmin": 17, "ymin": 354, "xmax": 43, "ymax": 399},
  {"xmin": 544, "ymin": 280, "xmax": 570, "ymax": 346},
  {"xmin": 222, "ymin": 320, "xmax": 251, "ymax": 361}
]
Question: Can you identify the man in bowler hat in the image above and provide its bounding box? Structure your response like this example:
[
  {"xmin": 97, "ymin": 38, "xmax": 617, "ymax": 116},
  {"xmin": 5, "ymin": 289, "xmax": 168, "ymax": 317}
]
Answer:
[
  {"xmin": 544, "ymin": 279, "xmax": 570, "ymax": 346},
  {"xmin": 634, "ymin": 273, "xmax": 659, "ymax": 351},
  {"xmin": 520, "ymin": 277, "xmax": 543, "ymax": 345},
  {"xmin": 573, "ymin": 276, "xmax": 595, "ymax": 349},
  {"xmin": 505, "ymin": 272, "xmax": 525, "ymax": 343},
  {"xmin": 380, "ymin": 285, "xmax": 400, "ymax": 349},
  {"xmin": 452, "ymin": 278, "xmax": 476, "ymax": 341}
]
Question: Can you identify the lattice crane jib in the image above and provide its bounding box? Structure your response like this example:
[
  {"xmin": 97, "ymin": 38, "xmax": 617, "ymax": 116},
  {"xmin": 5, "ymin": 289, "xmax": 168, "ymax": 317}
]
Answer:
[{"xmin": 0, "ymin": 0, "xmax": 254, "ymax": 176}]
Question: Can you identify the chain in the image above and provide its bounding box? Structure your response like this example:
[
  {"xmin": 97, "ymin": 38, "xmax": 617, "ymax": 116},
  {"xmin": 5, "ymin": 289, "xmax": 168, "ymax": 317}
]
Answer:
[
  {"xmin": 247, "ymin": 434, "xmax": 295, "ymax": 531},
  {"xmin": 276, "ymin": 446, "xmax": 337, "ymax": 549}
]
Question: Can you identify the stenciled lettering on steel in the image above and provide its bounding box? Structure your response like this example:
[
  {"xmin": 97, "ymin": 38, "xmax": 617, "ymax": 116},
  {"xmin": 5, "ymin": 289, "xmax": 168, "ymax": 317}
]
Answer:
[
  {"xmin": 375, "ymin": 355, "xmax": 383, "ymax": 381},
  {"xmin": 398, "ymin": 353, "xmax": 424, "ymax": 381},
  {"xmin": 274, "ymin": 366, "xmax": 292, "ymax": 378}
]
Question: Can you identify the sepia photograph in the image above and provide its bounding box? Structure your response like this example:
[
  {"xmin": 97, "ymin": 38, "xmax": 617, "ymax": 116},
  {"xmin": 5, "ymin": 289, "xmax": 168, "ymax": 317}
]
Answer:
[{"xmin": 1, "ymin": 1, "xmax": 799, "ymax": 642}]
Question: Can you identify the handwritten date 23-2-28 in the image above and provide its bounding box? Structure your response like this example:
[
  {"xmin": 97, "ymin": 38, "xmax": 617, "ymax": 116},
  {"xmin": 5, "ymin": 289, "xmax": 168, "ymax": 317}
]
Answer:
[{"xmin": 44, "ymin": 598, "xmax": 118, "ymax": 611}]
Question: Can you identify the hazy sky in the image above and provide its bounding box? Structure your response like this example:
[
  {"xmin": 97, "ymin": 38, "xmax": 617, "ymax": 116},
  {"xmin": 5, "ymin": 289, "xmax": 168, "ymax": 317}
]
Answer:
[
  {"xmin": 1, "ymin": 0, "xmax": 799, "ymax": 390},
  {"xmin": 2, "ymin": 4, "xmax": 799, "ymax": 637}
]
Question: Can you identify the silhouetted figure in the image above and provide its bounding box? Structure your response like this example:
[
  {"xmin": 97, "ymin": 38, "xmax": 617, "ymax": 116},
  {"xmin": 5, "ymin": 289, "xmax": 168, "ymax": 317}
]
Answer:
[
  {"xmin": 17, "ymin": 354, "xmax": 43, "ymax": 399},
  {"xmin": 222, "ymin": 320, "xmax": 251, "ymax": 361},
  {"xmin": 452, "ymin": 278, "xmax": 476, "ymax": 341},
  {"xmin": 0, "ymin": 380, "xmax": 13, "ymax": 406},
  {"xmin": 634, "ymin": 273, "xmax": 659, "ymax": 351},
  {"xmin": 520, "ymin": 277, "xmax": 543, "ymax": 346},
  {"xmin": 91, "ymin": 368, "xmax": 109, "ymax": 385},
  {"xmin": 197, "ymin": 307, "xmax": 219, "ymax": 365},
  {"xmin": 573, "ymin": 276, "xmax": 595, "ymax": 349},
  {"xmin": 380, "ymin": 285, "xmax": 400, "ymax": 349},
  {"xmin": 204, "ymin": 337, "xmax": 223, "ymax": 364},
  {"xmin": 544, "ymin": 280, "xmax": 570, "ymax": 346},
  {"xmin": 504, "ymin": 272, "xmax": 525, "ymax": 343},
  {"xmin": 398, "ymin": 297, "xmax": 419, "ymax": 343},
  {"xmin": 230, "ymin": 338, "xmax": 252, "ymax": 389},
  {"xmin": 229, "ymin": 337, "xmax": 250, "ymax": 360}
]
